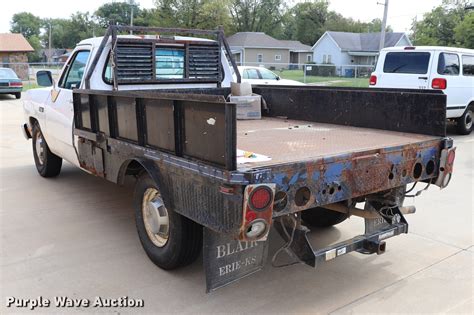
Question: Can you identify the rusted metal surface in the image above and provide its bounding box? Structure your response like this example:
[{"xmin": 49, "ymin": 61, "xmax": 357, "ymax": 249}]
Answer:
[
  {"xmin": 245, "ymin": 139, "xmax": 443, "ymax": 217},
  {"xmin": 237, "ymin": 117, "xmax": 435, "ymax": 167}
]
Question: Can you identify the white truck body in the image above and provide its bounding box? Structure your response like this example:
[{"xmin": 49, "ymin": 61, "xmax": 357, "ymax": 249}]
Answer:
[{"xmin": 23, "ymin": 35, "xmax": 234, "ymax": 167}]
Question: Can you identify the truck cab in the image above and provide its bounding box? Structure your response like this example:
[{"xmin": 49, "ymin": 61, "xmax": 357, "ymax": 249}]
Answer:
[{"xmin": 23, "ymin": 34, "xmax": 235, "ymax": 167}]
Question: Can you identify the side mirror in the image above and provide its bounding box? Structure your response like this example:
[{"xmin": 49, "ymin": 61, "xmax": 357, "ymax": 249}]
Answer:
[
  {"xmin": 276, "ymin": 76, "xmax": 281, "ymax": 81},
  {"xmin": 36, "ymin": 70, "xmax": 53, "ymax": 87}
]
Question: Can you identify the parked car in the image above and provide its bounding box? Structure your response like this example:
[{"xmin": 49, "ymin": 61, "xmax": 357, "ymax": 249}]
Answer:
[
  {"xmin": 0, "ymin": 68, "xmax": 22, "ymax": 99},
  {"xmin": 238, "ymin": 66, "xmax": 305, "ymax": 85},
  {"xmin": 370, "ymin": 46, "xmax": 474, "ymax": 134}
]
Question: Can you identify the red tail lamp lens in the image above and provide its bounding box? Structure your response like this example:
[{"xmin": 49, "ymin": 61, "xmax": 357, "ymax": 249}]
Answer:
[
  {"xmin": 432, "ymin": 78, "xmax": 447, "ymax": 90},
  {"xmin": 249, "ymin": 187, "xmax": 272, "ymax": 210},
  {"xmin": 447, "ymin": 150, "xmax": 455, "ymax": 164},
  {"xmin": 245, "ymin": 210, "xmax": 257, "ymax": 222},
  {"xmin": 9, "ymin": 81, "xmax": 22, "ymax": 87},
  {"xmin": 369, "ymin": 75, "xmax": 377, "ymax": 86}
]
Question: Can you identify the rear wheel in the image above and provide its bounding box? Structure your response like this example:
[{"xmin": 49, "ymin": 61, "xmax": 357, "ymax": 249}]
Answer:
[
  {"xmin": 456, "ymin": 105, "xmax": 473, "ymax": 135},
  {"xmin": 301, "ymin": 207, "xmax": 348, "ymax": 228},
  {"xmin": 32, "ymin": 122, "xmax": 62, "ymax": 177},
  {"xmin": 14, "ymin": 92, "xmax": 21, "ymax": 99},
  {"xmin": 133, "ymin": 173, "xmax": 202, "ymax": 270}
]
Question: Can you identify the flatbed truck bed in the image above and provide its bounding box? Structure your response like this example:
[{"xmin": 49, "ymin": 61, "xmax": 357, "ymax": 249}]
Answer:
[{"xmin": 237, "ymin": 117, "xmax": 435, "ymax": 167}]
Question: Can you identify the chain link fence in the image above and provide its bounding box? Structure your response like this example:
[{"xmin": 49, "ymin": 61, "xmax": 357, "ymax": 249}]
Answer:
[
  {"xmin": 238, "ymin": 61, "xmax": 374, "ymax": 87},
  {"xmin": 3, "ymin": 61, "xmax": 374, "ymax": 90}
]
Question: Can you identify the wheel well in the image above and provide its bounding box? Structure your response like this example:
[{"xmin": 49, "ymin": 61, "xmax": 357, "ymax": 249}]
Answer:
[
  {"xmin": 29, "ymin": 117, "xmax": 38, "ymax": 127},
  {"xmin": 117, "ymin": 159, "xmax": 146, "ymax": 185}
]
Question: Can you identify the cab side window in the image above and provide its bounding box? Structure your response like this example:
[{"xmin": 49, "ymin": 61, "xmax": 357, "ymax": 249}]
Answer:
[
  {"xmin": 462, "ymin": 55, "xmax": 474, "ymax": 76},
  {"xmin": 243, "ymin": 69, "xmax": 259, "ymax": 79},
  {"xmin": 59, "ymin": 50, "xmax": 91, "ymax": 89},
  {"xmin": 437, "ymin": 53, "xmax": 460, "ymax": 75}
]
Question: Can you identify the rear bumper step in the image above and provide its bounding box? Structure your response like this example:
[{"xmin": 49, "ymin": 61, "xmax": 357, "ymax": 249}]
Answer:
[{"xmin": 274, "ymin": 210, "xmax": 408, "ymax": 268}]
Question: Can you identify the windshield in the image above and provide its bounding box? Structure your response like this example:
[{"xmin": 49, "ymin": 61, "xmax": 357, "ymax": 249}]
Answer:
[
  {"xmin": 0, "ymin": 68, "xmax": 18, "ymax": 79},
  {"xmin": 383, "ymin": 52, "xmax": 431, "ymax": 74},
  {"xmin": 259, "ymin": 68, "xmax": 278, "ymax": 80}
]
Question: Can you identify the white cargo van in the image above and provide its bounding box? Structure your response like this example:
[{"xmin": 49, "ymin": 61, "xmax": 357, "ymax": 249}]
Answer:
[{"xmin": 370, "ymin": 46, "xmax": 474, "ymax": 134}]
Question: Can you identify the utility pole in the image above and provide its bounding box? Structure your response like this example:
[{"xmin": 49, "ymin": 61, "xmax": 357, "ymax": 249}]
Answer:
[
  {"xmin": 128, "ymin": 0, "xmax": 135, "ymax": 35},
  {"xmin": 378, "ymin": 0, "xmax": 389, "ymax": 52}
]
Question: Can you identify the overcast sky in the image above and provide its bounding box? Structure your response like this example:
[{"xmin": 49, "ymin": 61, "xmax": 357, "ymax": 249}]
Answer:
[{"xmin": 0, "ymin": 0, "xmax": 442, "ymax": 34}]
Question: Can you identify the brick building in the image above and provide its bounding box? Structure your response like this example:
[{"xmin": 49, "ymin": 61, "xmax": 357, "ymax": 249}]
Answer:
[{"xmin": 0, "ymin": 33, "xmax": 34, "ymax": 80}]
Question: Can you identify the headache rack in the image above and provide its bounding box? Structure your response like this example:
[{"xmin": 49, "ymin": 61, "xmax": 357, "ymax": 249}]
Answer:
[{"xmin": 84, "ymin": 25, "xmax": 241, "ymax": 90}]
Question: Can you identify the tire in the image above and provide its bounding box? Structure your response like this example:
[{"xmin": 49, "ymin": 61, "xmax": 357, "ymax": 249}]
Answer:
[
  {"xmin": 15, "ymin": 92, "xmax": 21, "ymax": 99},
  {"xmin": 32, "ymin": 122, "xmax": 62, "ymax": 177},
  {"xmin": 133, "ymin": 172, "xmax": 202, "ymax": 270},
  {"xmin": 301, "ymin": 207, "xmax": 348, "ymax": 228},
  {"xmin": 456, "ymin": 105, "xmax": 473, "ymax": 135}
]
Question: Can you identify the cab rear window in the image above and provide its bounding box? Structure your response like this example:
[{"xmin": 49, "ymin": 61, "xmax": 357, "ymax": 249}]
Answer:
[{"xmin": 383, "ymin": 52, "xmax": 431, "ymax": 74}]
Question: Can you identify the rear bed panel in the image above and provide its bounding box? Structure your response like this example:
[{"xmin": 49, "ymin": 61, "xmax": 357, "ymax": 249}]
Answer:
[
  {"xmin": 253, "ymin": 86, "xmax": 446, "ymax": 137},
  {"xmin": 243, "ymin": 139, "xmax": 444, "ymax": 217}
]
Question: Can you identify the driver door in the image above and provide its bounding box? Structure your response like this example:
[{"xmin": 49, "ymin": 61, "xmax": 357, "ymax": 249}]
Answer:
[{"xmin": 45, "ymin": 49, "xmax": 91, "ymax": 166}]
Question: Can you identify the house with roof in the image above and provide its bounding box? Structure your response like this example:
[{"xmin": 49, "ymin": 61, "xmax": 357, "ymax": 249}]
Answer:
[
  {"xmin": 311, "ymin": 31, "xmax": 411, "ymax": 75},
  {"xmin": 227, "ymin": 32, "xmax": 313, "ymax": 69},
  {"xmin": 40, "ymin": 48, "xmax": 71, "ymax": 63},
  {"xmin": 0, "ymin": 33, "xmax": 34, "ymax": 79}
]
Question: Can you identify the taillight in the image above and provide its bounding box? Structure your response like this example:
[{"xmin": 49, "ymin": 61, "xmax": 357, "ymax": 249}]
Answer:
[
  {"xmin": 249, "ymin": 187, "xmax": 272, "ymax": 210},
  {"xmin": 435, "ymin": 147, "xmax": 456, "ymax": 189},
  {"xmin": 9, "ymin": 81, "xmax": 22, "ymax": 87},
  {"xmin": 241, "ymin": 184, "xmax": 275, "ymax": 241},
  {"xmin": 432, "ymin": 78, "xmax": 447, "ymax": 90},
  {"xmin": 447, "ymin": 150, "xmax": 455, "ymax": 164},
  {"xmin": 369, "ymin": 75, "xmax": 377, "ymax": 86},
  {"xmin": 404, "ymin": 46, "xmax": 416, "ymax": 50}
]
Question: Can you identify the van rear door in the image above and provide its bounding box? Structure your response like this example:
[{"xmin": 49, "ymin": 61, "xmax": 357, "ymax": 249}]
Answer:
[{"xmin": 377, "ymin": 51, "xmax": 433, "ymax": 89}]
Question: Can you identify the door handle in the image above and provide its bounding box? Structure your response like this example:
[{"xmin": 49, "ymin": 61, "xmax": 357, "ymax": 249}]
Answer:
[{"xmin": 418, "ymin": 76, "xmax": 428, "ymax": 80}]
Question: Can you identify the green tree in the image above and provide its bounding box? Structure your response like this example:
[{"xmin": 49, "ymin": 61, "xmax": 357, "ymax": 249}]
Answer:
[
  {"xmin": 10, "ymin": 12, "xmax": 43, "ymax": 62},
  {"xmin": 229, "ymin": 0, "xmax": 285, "ymax": 37},
  {"xmin": 149, "ymin": 0, "xmax": 232, "ymax": 32},
  {"xmin": 95, "ymin": 1, "xmax": 141, "ymax": 27},
  {"xmin": 10, "ymin": 12, "xmax": 42, "ymax": 38},
  {"xmin": 411, "ymin": 0, "xmax": 470, "ymax": 46},
  {"xmin": 281, "ymin": 0, "xmax": 329, "ymax": 45},
  {"xmin": 454, "ymin": 12, "xmax": 474, "ymax": 48}
]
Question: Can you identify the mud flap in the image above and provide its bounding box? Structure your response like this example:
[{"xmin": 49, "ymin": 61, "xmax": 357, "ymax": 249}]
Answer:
[{"xmin": 203, "ymin": 228, "xmax": 269, "ymax": 292}]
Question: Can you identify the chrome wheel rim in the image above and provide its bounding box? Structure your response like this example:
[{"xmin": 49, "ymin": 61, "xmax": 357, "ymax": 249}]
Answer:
[
  {"xmin": 465, "ymin": 110, "xmax": 473, "ymax": 130},
  {"xmin": 142, "ymin": 188, "xmax": 169, "ymax": 247},
  {"xmin": 35, "ymin": 131, "xmax": 45, "ymax": 165}
]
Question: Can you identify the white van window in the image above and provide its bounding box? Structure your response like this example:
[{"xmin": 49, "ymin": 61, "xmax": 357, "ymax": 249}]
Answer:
[
  {"xmin": 437, "ymin": 53, "xmax": 460, "ymax": 75},
  {"xmin": 462, "ymin": 55, "xmax": 474, "ymax": 76},
  {"xmin": 383, "ymin": 52, "xmax": 431, "ymax": 74}
]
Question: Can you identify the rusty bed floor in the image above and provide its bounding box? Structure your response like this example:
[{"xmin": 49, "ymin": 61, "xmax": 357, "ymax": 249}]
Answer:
[{"xmin": 236, "ymin": 117, "xmax": 435, "ymax": 168}]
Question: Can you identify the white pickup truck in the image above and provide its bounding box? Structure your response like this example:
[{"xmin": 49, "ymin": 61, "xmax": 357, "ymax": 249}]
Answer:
[
  {"xmin": 22, "ymin": 34, "xmax": 234, "ymax": 176},
  {"xmin": 21, "ymin": 26, "xmax": 455, "ymax": 292}
]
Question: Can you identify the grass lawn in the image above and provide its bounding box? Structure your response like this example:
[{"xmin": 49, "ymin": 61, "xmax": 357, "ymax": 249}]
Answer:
[
  {"xmin": 22, "ymin": 82, "xmax": 39, "ymax": 91},
  {"xmin": 278, "ymin": 69, "xmax": 370, "ymax": 87}
]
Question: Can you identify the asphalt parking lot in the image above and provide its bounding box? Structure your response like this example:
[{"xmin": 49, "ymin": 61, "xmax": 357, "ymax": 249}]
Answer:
[{"xmin": 0, "ymin": 94, "xmax": 472, "ymax": 314}]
